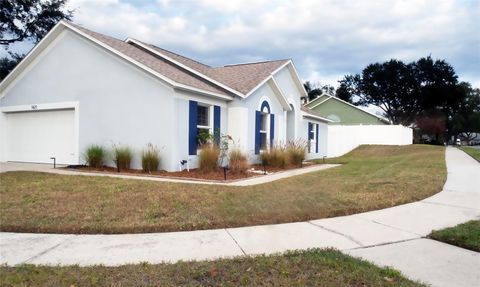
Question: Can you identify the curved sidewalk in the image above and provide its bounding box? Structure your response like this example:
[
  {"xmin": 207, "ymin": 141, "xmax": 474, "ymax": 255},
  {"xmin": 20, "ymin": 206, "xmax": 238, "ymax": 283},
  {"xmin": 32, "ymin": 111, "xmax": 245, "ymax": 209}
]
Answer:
[{"xmin": 1, "ymin": 147, "xmax": 479, "ymax": 270}]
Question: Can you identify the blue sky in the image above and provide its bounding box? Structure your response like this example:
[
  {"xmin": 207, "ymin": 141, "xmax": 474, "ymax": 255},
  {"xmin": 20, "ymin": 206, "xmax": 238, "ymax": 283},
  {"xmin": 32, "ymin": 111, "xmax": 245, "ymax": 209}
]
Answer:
[{"xmin": 4, "ymin": 0, "xmax": 480, "ymax": 89}]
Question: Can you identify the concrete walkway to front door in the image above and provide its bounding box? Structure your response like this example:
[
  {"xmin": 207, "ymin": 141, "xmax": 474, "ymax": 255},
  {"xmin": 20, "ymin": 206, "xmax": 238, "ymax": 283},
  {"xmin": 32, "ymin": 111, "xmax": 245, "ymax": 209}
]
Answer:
[{"xmin": 1, "ymin": 147, "xmax": 479, "ymax": 287}]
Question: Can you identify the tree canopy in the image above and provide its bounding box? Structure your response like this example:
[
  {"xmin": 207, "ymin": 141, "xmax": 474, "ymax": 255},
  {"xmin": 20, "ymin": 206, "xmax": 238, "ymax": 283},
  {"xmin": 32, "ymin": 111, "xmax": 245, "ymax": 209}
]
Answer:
[
  {"xmin": 303, "ymin": 81, "xmax": 335, "ymax": 102},
  {"xmin": 0, "ymin": 0, "xmax": 72, "ymax": 80},
  {"xmin": 338, "ymin": 56, "xmax": 479, "ymax": 143},
  {"xmin": 0, "ymin": 0, "xmax": 72, "ymax": 45}
]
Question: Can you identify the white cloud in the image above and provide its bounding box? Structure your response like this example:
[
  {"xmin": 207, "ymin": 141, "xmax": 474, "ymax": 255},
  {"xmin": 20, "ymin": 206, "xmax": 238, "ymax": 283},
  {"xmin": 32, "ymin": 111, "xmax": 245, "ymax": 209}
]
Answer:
[
  {"xmin": 5, "ymin": 0, "xmax": 478, "ymax": 90},
  {"xmin": 199, "ymin": 0, "xmax": 271, "ymax": 13}
]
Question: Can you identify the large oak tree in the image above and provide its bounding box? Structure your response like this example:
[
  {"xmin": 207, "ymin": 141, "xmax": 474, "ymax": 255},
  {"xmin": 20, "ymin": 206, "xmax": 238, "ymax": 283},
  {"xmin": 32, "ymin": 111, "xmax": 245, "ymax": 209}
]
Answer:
[
  {"xmin": 338, "ymin": 56, "xmax": 479, "ymax": 142},
  {"xmin": 0, "ymin": 0, "xmax": 72, "ymax": 80}
]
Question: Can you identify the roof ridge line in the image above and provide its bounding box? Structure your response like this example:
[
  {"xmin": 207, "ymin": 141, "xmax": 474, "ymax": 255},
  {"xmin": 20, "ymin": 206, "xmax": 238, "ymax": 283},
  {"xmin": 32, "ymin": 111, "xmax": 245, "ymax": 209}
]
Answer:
[
  {"xmin": 222, "ymin": 59, "xmax": 290, "ymax": 67},
  {"xmin": 126, "ymin": 38, "xmax": 246, "ymax": 98},
  {"xmin": 139, "ymin": 40, "xmax": 213, "ymax": 69}
]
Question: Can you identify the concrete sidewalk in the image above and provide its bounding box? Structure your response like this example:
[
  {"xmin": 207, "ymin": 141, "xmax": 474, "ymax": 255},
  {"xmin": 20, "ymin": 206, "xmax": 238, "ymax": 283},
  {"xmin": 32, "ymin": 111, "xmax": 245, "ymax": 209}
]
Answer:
[
  {"xmin": 0, "ymin": 161, "xmax": 340, "ymax": 186},
  {"xmin": 1, "ymin": 147, "xmax": 479, "ymax": 286}
]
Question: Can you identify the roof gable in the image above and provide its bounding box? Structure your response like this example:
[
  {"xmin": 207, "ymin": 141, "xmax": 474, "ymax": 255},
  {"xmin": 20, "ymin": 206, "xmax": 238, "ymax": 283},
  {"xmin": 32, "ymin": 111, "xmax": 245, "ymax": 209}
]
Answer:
[
  {"xmin": 308, "ymin": 94, "xmax": 390, "ymax": 124},
  {"xmin": 127, "ymin": 39, "xmax": 291, "ymax": 96},
  {"xmin": 68, "ymin": 23, "xmax": 231, "ymax": 97},
  {"xmin": 1, "ymin": 21, "xmax": 233, "ymax": 99},
  {"xmin": 1, "ymin": 21, "xmax": 303, "ymax": 102}
]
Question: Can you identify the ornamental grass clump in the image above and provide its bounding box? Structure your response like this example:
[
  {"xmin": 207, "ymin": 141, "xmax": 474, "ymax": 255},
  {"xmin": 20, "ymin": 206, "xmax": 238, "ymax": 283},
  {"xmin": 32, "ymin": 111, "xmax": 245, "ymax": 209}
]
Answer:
[
  {"xmin": 198, "ymin": 144, "xmax": 220, "ymax": 173},
  {"xmin": 229, "ymin": 148, "xmax": 249, "ymax": 173},
  {"xmin": 84, "ymin": 144, "xmax": 106, "ymax": 168},
  {"xmin": 286, "ymin": 140, "xmax": 307, "ymax": 167},
  {"xmin": 142, "ymin": 144, "xmax": 160, "ymax": 173},
  {"xmin": 113, "ymin": 145, "xmax": 133, "ymax": 170},
  {"xmin": 261, "ymin": 144, "xmax": 288, "ymax": 169}
]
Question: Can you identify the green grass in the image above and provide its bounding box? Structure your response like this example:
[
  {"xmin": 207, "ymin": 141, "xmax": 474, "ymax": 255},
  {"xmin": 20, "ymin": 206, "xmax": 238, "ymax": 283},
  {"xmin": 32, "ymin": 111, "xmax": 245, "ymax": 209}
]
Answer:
[
  {"xmin": 0, "ymin": 249, "xmax": 424, "ymax": 287},
  {"xmin": 429, "ymin": 220, "xmax": 480, "ymax": 252},
  {"xmin": 459, "ymin": 146, "xmax": 480, "ymax": 162},
  {"xmin": 0, "ymin": 145, "xmax": 446, "ymax": 234}
]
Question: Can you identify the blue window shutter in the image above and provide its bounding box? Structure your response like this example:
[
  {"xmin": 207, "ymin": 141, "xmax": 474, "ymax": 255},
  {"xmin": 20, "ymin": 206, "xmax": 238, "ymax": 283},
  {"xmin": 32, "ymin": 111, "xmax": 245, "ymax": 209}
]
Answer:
[
  {"xmin": 308, "ymin": 122, "xmax": 312, "ymax": 140},
  {"xmin": 316, "ymin": 123, "xmax": 319, "ymax": 153},
  {"xmin": 255, "ymin": 111, "xmax": 261, "ymax": 154},
  {"xmin": 214, "ymin": 105, "xmax": 221, "ymax": 145},
  {"xmin": 270, "ymin": 114, "xmax": 275, "ymax": 147},
  {"xmin": 188, "ymin": 100, "xmax": 198, "ymax": 155}
]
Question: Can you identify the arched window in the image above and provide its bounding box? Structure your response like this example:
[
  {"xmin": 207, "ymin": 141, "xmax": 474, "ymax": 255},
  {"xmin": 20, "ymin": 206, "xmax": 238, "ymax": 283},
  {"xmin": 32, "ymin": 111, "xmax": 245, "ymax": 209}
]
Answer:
[{"xmin": 255, "ymin": 100, "xmax": 274, "ymax": 154}]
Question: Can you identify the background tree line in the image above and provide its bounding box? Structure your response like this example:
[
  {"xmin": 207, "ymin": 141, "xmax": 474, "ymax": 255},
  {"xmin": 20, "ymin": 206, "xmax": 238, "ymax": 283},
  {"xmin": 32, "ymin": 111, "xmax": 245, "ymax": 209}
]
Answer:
[{"xmin": 304, "ymin": 57, "xmax": 480, "ymax": 144}]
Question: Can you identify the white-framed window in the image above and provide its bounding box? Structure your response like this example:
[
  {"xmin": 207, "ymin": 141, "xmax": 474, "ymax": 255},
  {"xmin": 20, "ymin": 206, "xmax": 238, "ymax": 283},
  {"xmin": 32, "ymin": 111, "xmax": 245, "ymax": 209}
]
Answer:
[
  {"xmin": 308, "ymin": 122, "xmax": 317, "ymax": 153},
  {"xmin": 260, "ymin": 112, "xmax": 270, "ymax": 151},
  {"xmin": 197, "ymin": 104, "xmax": 213, "ymax": 149}
]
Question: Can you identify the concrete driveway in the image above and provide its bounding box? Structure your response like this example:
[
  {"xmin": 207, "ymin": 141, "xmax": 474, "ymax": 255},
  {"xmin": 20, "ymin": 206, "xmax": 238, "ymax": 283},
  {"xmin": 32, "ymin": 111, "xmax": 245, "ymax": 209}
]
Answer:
[{"xmin": 1, "ymin": 147, "xmax": 479, "ymax": 287}]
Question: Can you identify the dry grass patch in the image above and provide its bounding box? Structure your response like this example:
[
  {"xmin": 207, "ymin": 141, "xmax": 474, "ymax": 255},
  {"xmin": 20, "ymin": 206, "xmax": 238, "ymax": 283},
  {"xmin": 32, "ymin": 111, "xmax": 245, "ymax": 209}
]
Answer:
[
  {"xmin": 0, "ymin": 145, "xmax": 446, "ymax": 234},
  {"xmin": 0, "ymin": 249, "xmax": 424, "ymax": 287}
]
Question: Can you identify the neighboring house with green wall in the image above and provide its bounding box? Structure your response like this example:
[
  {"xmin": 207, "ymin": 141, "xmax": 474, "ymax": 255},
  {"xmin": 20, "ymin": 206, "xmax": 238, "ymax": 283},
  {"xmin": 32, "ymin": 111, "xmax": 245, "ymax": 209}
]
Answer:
[{"xmin": 305, "ymin": 94, "xmax": 389, "ymax": 125}]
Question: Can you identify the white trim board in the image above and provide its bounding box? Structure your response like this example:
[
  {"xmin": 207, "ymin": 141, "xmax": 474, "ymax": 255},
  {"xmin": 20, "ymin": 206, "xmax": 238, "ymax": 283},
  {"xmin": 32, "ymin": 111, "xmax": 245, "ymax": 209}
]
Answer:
[
  {"xmin": 301, "ymin": 112, "xmax": 333, "ymax": 123},
  {"xmin": 245, "ymin": 60, "xmax": 291, "ymax": 98}
]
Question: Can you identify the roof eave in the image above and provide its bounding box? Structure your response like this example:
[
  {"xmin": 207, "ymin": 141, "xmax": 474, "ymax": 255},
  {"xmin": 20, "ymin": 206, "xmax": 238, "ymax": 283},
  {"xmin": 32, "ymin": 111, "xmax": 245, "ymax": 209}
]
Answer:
[
  {"xmin": 301, "ymin": 112, "xmax": 333, "ymax": 123},
  {"xmin": 315, "ymin": 95, "xmax": 390, "ymax": 124},
  {"xmin": 269, "ymin": 77, "xmax": 292, "ymax": 111},
  {"xmin": 1, "ymin": 21, "xmax": 233, "ymax": 101},
  {"xmin": 287, "ymin": 61, "xmax": 309, "ymax": 98},
  {"xmin": 305, "ymin": 93, "xmax": 329, "ymax": 107},
  {"xmin": 175, "ymin": 84, "xmax": 234, "ymax": 101},
  {"xmin": 125, "ymin": 38, "xmax": 246, "ymax": 98},
  {"xmin": 244, "ymin": 60, "xmax": 292, "ymax": 98}
]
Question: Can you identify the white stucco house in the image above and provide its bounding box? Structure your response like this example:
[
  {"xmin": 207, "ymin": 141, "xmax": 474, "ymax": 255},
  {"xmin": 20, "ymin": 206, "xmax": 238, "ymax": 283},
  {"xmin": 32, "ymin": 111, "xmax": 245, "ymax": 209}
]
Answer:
[{"xmin": 0, "ymin": 21, "xmax": 331, "ymax": 171}]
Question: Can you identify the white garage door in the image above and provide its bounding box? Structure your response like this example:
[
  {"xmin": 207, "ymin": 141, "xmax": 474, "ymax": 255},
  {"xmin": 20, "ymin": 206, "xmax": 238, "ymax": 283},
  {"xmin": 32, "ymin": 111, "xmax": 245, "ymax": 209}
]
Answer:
[{"xmin": 6, "ymin": 109, "xmax": 77, "ymax": 164}]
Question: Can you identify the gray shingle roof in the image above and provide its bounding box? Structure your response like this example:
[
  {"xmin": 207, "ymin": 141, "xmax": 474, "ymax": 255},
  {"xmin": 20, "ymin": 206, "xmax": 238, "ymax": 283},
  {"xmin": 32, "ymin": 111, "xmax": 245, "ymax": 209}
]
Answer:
[
  {"xmin": 71, "ymin": 23, "xmax": 229, "ymax": 96},
  {"xmin": 69, "ymin": 23, "xmax": 289, "ymax": 97},
  {"xmin": 144, "ymin": 42, "xmax": 290, "ymax": 95}
]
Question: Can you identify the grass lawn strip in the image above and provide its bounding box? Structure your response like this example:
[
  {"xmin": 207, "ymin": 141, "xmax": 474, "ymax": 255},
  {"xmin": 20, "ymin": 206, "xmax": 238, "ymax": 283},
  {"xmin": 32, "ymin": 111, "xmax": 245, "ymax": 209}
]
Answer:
[
  {"xmin": 428, "ymin": 220, "xmax": 480, "ymax": 252},
  {"xmin": 0, "ymin": 249, "xmax": 424, "ymax": 287},
  {"xmin": 459, "ymin": 146, "xmax": 480, "ymax": 162},
  {"xmin": 0, "ymin": 145, "xmax": 446, "ymax": 234}
]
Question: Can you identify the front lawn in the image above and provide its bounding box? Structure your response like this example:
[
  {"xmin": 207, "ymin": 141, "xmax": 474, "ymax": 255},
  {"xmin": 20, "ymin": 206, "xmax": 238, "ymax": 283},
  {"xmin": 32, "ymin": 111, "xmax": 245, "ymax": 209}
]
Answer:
[
  {"xmin": 0, "ymin": 145, "xmax": 446, "ymax": 234},
  {"xmin": 459, "ymin": 146, "xmax": 480, "ymax": 162},
  {"xmin": 429, "ymin": 220, "xmax": 480, "ymax": 252},
  {"xmin": 0, "ymin": 249, "xmax": 424, "ymax": 287}
]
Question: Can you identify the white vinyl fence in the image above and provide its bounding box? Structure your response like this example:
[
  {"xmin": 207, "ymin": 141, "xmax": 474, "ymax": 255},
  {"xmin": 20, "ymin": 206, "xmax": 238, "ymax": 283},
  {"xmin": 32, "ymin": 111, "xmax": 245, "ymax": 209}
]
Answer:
[{"xmin": 327, "ymin": 125, "xmax": 413, "ymax": 157}]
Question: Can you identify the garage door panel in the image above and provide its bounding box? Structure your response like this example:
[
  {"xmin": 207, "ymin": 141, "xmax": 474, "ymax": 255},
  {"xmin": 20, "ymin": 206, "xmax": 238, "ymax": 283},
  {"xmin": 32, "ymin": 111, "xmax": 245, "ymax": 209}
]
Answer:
[{"xmin": 6, "ymin": 109, "xmax": 77, "ymax": 164}]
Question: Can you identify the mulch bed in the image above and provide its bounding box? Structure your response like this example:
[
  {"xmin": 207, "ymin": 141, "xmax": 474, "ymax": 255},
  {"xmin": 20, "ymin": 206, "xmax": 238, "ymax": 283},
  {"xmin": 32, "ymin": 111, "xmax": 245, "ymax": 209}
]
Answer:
[{"xmin": 65, "ymin": 162, "xmax": 319, "ymax": 182}]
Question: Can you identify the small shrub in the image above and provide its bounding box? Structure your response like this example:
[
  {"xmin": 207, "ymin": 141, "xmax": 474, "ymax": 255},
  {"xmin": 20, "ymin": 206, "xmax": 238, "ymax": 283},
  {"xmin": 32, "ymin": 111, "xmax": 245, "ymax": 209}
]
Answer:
[
  {"xmin": 286, "ymin": 140, "xmax": 307, "ymax": 167},
  {"xmin": 113, "ymin": 145, "xmax": 133, "ymax": 170},
  {"xmin": 84, "ymin": 145, "xmax": 106, "ymax": 168},
  {"xmin": 261, "ymin": 145, "xmax": 288, "ymax": 168},
  {"xmin": 198, "ymin": 144, "xmax": 220, "ymax": 173},
  {"xmin": 142, "ymin": 144, "xmax": 160, "ymax": 173},
  {"xmin": 229, "ymin": 148, "xmax": 249, "ymax": 173},
  {"xmin": 260, "ymin": 151, "xmax": 271, "ymax": 167}
]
